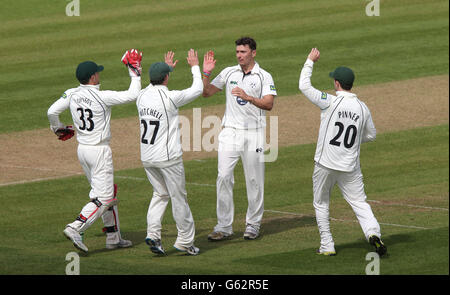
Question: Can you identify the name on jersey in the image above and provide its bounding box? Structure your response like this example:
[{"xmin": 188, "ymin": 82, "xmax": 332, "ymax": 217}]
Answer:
[
  {"xmin": 338, "ymin": 110, "xmax": 360, "ymax": 122},
  {"xmin": 74, "ymin": 96, "xmax": 93, "ymax": 106},
  {"xmin": 139, "ymin": 107, "xmax": 163, "ymax": 120}
]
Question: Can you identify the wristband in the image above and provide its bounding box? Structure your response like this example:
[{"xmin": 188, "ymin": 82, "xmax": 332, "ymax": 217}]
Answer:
[{"xmin": 202, "ymin": 70, "xmax": 211, "ymax": 76}]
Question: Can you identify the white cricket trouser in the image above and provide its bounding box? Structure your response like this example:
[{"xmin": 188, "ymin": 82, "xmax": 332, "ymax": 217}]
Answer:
[
  {"xmin": 68, "ymin": 144, "xmax": 121, "ymax": 242},
  {"xmin": 144, "ymin": 161, "xmax": 196, "ymax": 248},
  {"xmin": 214, "ymin": 127, "xmax": 265, "ymax": 234},
  {"xmin": 312, "ymin": 162, "xmax": 381, "ymax": 252}
]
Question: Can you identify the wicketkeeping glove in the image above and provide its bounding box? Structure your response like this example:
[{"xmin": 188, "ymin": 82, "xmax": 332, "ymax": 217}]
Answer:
[
  {"xmin": 55, "ymin": 125, "xmax": 75, "ymax": 141},
  {"xmin": 121, "ymin": 49, "xmax": 143, "ymax": 77}
]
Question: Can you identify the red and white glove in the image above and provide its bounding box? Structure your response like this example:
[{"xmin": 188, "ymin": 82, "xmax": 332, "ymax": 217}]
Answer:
[
  {"xmin": 55, "ymin": 125, "xmax": 74, "ymax": 141},
  {"xmin": 121, "ymin": 49, "xmax": 143, "ymax": 77}
]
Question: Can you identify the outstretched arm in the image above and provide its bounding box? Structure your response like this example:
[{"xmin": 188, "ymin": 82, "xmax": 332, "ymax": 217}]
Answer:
[
  {"xmin": 299, "ymin": 48, "xmax": 332, "ymax": 109},
  {"xmin": 202, "ymin": 50, "xmax": 221, "ymax": 97},
  {"xmin": 170, "ymin": 49, "xmax": 204, "ymax": 108},
  {"xmin": 101, "ymin": 49, "xmax": 143, "ymax": 106}
]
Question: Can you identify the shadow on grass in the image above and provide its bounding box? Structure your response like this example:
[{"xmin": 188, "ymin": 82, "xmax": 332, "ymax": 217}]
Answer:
[
  {"xmin": 190, "ymin": 215, "xmax": 317, "ymax": 255},
  {"xmin": 233, "ymin": 228, "xmax": 449, "ymax": 274}
]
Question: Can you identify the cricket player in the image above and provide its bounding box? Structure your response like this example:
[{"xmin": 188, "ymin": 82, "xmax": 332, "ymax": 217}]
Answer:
[
  {"xmin": 138, "ymin": 49, "xmax": 202, "ymax": 256},
  {"xmin": 202, "ymin": 37, "xmax": 277, "ymax": 241},
  {"xmin": 299, "ymin": 48, "xmax": 387, "ymax": 257},
  {"xmin": 47, "ymin": 49, "xmax": 143, "ymax": 253}
]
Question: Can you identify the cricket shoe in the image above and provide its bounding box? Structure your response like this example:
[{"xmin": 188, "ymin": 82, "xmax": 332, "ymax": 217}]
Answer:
[
  {"xmin": 174, "ymin": 244, "xmax": 200, "ymax": 256},
  {"xmin": 243, "ymin": 224, "xmax": 260, "ymax": 240},
  {"xmin": 369, "ymin": 235, "xmax": 387, "ymax": 257},
  {"xmin": 207, "ymin": 231, "xmax": 232, "ymax": 241},
  {"xmin": 63, "ymin": 226, "xmax": 88, "ymax": 253},
  {"xmin": 145, "ymin": 238, "xmax": 166, "ymax": 255},
  {"xmin": 106, "ymin": 239, "xmax": 133, "ymax": 250},
  {"xmin": 316, "ymin": 249, "xmax": 337, "ymax": 256}
]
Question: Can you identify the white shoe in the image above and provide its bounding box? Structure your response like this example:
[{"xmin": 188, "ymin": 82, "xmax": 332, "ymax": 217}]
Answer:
[
  {"xmin": 174, "ymin": 244, "xmax": 200, "ymax": 256},
  {"xmin": 243, "ymin": 224, "xmax": 260, "ymax": 240},
  {"xmin": 63, "ymin": 226, "xmax": 88, "ymax": 253},
  {"xmin": 146, "ymin": 238, "xmax": 166, "ymax": 255},
  {"xmin": 316, "ymin": 244, "xmax": 336, "ymax": 256},
  {"xmin": 316, "ymin": 249, "xmax": 337, "ymax": 256},
  {"xmin": 106, "ymin": 239, "xmax": 133, "ymax": 250}
]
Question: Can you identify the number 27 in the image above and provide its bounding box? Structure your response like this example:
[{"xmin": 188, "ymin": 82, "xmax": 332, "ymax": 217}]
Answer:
[{"xmin": 141, "ymin": 120, "xmax": 160, "ymax": 144}]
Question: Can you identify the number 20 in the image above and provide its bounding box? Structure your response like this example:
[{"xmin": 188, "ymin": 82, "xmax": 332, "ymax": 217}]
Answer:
[{"xmin": 329, "ymin": 122, "xmax": 357, "ymax": 148}]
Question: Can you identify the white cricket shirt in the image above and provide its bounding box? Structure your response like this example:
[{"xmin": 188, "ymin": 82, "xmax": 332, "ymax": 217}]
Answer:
[
  {"xmin": 299, "ymin": 59, "xmax": 376, "ymax": 172},
  {"xmin": 137, "ymin": 65, "xmax": 203, "ymax": 167},
  {"xmin": 47, "ymin": 77, "xmax": 141, "ymax": 146},
  {"xmin": 211, "ymin": 62, "xmax": 277, "ymax": 129}
]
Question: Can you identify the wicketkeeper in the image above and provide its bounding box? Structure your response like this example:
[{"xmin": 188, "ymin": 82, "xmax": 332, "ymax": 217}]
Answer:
[{"xmin": 47, "ymin": 49, "xmax": 143, "ymax": 253}]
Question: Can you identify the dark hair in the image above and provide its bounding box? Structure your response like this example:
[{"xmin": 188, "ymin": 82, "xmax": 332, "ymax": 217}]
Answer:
[
  {"xmin": 79, "ymin": 78, "xmax": 90, "ymax": 85},
  {"xmin": 334, "ymin": 79, "xmax": 352, "ymax": 91},
  {"xmin": 235, "ymin": 37, "xmax": 256, "ymax": 50},
  {"xmin": 150, "ymin": 78, "xmax": 165, "ymax": 85},
  {"xmin": 150, "ymin": 73, "xmax": 169, "ymax": 86},
  {"xmin": 79, "ymin": 73, "xmax": 95, "ymax": 85}
]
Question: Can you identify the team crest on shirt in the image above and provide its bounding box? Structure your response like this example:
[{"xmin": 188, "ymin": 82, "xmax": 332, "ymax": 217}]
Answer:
[{"xmin": 236, "ymin": 96, "xmax": 248, "ymax": 105}]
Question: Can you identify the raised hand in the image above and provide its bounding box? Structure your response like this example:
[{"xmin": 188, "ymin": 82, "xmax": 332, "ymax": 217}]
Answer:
[
  {"xmin": 186, "ymin": 49, "xmax": 199, "ymax": 67},
  {"xmin": 122, "ymin": 49, "xmax": 143, "ymax": 76},
  {"xmin": 164, "ymin": 51, "xmax": 178, "ymax": 69},
  {"xmin": 308, "ymin": 48, "xmax": 320, "ymax": 62},
  {"xmin": 203, "ymin": 50, "xmax": 216, "ymax": 74}
]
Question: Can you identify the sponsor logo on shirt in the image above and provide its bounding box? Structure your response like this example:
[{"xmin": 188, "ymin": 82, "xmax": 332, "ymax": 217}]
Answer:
[
  {"xmin": 321, "ymin": 92, "xmax": 327, "ymax": 100},
  {"xmin": 270, "ymin": 85, "xmax": 276, "ymax": 91},
  {"xmin": 230, "ymin": 81, "xmax": 238, "ymax": 85}
]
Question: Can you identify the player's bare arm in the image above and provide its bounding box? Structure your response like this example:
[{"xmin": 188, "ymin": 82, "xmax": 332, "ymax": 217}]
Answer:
[
  {"xmin": 231, "ymin": 87, "xmax": 274, "ymax": 111},
  {"xmin": 202, "ymin": 50, "xmax": 221, "ymax": 97}
]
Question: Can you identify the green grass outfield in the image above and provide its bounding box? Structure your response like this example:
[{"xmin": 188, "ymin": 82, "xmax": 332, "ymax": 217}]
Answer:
[
  {"xmin": 0, "ymin": 0, "xmax": 448, "ymax": 278},
  {"xmin": 0, "ymin": 0, "xmax": 448, "ymax": 133},
  {"xmin": 0, "ymin": 125, "xmax": 447, "ymax": 275}
]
